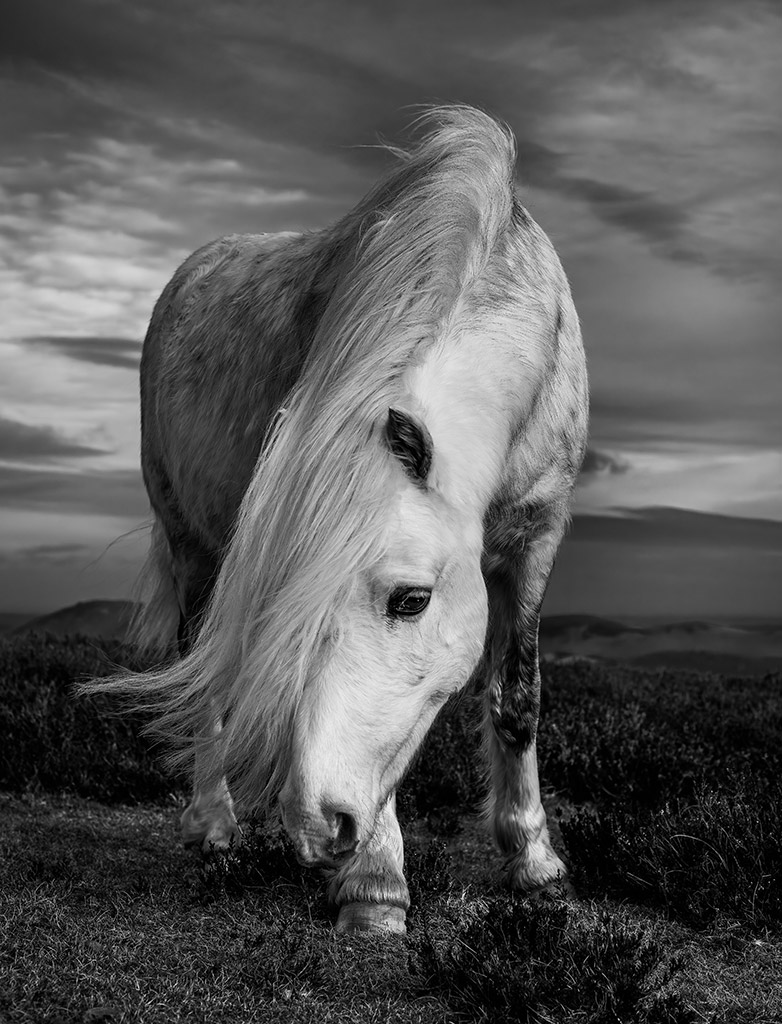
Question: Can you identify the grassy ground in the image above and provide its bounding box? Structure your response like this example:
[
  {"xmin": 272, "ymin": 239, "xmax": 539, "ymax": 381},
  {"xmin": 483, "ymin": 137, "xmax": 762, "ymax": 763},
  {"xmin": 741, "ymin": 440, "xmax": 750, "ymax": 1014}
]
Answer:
[{"xmin": 1, "ymin": 635, "xmax": 781, "ymax": 1023}]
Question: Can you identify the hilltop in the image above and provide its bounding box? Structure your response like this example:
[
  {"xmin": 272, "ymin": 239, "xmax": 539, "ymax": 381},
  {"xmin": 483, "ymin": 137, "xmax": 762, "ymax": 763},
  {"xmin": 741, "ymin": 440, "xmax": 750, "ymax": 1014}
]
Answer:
[
  {"xmin": 9, "ymin": 599, "xmax": 134, "ymax": 641},
  {"xmin": 3, "ymin": 601, "xmax": 779, "ymax": 675}
]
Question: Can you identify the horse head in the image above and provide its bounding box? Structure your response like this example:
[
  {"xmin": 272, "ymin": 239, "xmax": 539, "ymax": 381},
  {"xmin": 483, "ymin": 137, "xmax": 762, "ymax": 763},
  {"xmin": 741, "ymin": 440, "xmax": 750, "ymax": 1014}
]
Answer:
[{"xmin": 278, "ymin": 405, "xmax": 487, "ymax": 866}]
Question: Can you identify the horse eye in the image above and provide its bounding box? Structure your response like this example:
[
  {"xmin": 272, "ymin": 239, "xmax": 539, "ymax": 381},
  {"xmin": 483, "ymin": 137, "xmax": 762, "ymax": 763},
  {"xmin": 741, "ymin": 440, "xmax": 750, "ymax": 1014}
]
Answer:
[{"xmin": 387, "ymin": 587, "xmax": 432, "ymax": 619}]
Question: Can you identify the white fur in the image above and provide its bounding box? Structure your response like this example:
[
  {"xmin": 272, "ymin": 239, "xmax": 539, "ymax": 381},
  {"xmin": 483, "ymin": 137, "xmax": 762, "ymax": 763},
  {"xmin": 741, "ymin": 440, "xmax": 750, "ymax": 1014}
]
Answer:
[{"xmin": 81, "ymin": 106, "xmax": 587, "ymax": 930}]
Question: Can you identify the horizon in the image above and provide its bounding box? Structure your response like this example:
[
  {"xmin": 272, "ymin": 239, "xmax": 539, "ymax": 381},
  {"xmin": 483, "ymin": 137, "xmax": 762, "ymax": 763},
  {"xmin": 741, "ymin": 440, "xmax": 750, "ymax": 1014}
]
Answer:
[
  {"xmin": 1, "ymin": 1, "xmax": 780, "ymax": 618},
  {"xmin": 2, "ymin": 597, "xmax": 781, "ymax": 630}
]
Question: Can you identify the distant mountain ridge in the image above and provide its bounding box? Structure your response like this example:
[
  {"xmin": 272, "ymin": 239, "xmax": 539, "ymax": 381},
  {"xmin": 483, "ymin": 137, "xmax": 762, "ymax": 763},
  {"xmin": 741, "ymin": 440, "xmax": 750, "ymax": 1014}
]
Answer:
[
  {"xmin": 540, "ymin": 615, "xmax": 645, "ymax": 638},
  {"xmin": 0, "ymin": 612, "xmax": 37, "ymax": 634},
  {"xmin": 3, "ymin": 602, "xmax": 780, "ymax": 675},
  {"xmin": 538, "ymin": 614, "xmax": 781, "ymax": 676},
  {"xmin": 9, "ymin": 600, "xmax": 135, "ymax": 640}
]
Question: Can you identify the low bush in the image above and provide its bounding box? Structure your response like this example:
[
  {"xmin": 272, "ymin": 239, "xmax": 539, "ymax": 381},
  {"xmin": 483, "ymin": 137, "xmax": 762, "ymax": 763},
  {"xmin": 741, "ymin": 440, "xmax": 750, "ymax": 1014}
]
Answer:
[
  {"xmin": 538, "ymin": 661, "xmax": 782, "ymax": 808},
  {"xmin": 197, "ymin": 815, "xmax": 315, "ymax": 904},
  {"xmin": 562, "ymin": 772, "xmax": 782, "ymax": 934},
  {"xmin": 412, "ymin": 891, "xmax": 697, "ymax": 1023},
  {"xmin": 398, "ymin": 690, "xmax": 483, "ymax": 830},
  {"xmin": 0, "ymin": 634, "xmax": 177, "ymax": 802}
]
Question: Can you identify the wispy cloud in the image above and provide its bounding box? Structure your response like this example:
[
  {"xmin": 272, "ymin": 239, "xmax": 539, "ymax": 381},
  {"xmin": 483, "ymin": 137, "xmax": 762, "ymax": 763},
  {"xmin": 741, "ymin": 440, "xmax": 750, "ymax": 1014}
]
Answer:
[
  {"xmin": 0, "ymin": 134, "xmax": 320, "ymax": 347},
  {"xmin": 8, "ymin": 542, "xmax": 94, "ymax": 565},
  {"xmin": 579, "ymin": 448, "xmax": 629, "ymax": 478},
  {"xmin": 0, "ymin": 415, "xmax": 109, "ymax": 460},
  {"xmin": 509, "ymin": 138, "xmax": 713, "ymax": 276},
  {"xmin": 0, "ymin": 464, "xmax": 146, "ymax": 518},
  {"xmin": 574, "ymin": 444, "xmax": 782, "ymax": 522},
  {"xmin": 571, "ymin": 506, "xmax": 782, "ymax": 552},
  {"xmin": 25, "ymin": 335, "xmax": 142, "ymax": 369}
]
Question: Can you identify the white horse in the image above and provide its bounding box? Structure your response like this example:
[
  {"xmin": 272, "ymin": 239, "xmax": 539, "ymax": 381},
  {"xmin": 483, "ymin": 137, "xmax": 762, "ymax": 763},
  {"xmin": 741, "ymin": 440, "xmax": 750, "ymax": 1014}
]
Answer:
[{"xmin": 88, "ymin": 106, "xmax": 588, "ymax": 934}]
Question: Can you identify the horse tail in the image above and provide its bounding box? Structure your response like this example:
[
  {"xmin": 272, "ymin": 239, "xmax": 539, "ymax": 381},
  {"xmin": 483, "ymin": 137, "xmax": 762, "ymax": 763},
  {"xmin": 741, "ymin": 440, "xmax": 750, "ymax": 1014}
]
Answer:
[{"xmin": 125, "ymin": 517, "xmax": 180, "ymax": 657}]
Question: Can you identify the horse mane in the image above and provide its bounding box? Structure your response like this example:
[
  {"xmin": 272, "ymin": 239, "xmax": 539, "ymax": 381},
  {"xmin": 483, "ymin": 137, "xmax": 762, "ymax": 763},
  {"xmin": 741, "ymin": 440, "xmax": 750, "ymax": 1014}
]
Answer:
[{"xmin": 89, "ymin": 105, "xmax": 519, "ymax": 812}]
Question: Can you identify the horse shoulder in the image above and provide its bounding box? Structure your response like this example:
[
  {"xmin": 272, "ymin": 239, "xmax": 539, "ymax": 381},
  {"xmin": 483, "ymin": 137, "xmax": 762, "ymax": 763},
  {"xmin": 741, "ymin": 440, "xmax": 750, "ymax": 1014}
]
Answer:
[{"xmin": 141, "ymin": 231, "xmax": 309, "ymax": 547}]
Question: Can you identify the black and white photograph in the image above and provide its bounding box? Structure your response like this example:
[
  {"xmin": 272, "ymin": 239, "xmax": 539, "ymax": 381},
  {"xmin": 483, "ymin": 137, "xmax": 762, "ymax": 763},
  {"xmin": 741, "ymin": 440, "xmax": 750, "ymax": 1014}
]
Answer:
[{"xmin": 2, "ymin": 1, "xmax": 780, "ymax": 1021}]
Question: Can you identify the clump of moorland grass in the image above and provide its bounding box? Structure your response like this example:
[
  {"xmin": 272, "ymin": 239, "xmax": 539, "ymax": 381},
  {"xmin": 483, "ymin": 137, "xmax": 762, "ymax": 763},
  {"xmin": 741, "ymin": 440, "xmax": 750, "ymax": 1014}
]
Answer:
[
  {"xmin": 562, "ymin": 773, "xmax": 782, "ymax": 934},
  {"xmin": 196, "ymin": 816, "xmax": 316, "ymax": 905},
  {"xmin": 410, "ymin": 890, "xmax": 696, "ymax": 1024},
  {"xmin": 404, "ymin": 837, "xmax": 459, "ymax": 906},
  {"xmin": 241, "ymin": 918, "xmax": 415, "ymax": 1006},
  {"xmin": 0, "ymin": 634, "xmax": 177, "ymax": 802},
  {"xmin": 538, "ymin": 662, "xmax": 782, "ymax": 807},
  {"xmin": 398, "ymin": 689, "xmax": 483, "ymax": 831}
]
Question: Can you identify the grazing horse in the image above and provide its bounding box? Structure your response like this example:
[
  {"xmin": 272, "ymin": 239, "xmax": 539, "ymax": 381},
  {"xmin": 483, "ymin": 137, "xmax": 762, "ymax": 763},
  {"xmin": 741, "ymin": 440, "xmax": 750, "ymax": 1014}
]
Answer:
[{"xmin": 92, "ymin": 106, "xmax": 588, "ymax": 934}]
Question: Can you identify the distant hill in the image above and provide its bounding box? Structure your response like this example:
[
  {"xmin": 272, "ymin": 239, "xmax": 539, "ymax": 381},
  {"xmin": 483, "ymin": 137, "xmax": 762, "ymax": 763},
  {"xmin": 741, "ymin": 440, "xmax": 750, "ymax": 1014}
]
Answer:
[
  {"xmin": 12, "ymin": 600, "xmax": 136, "ymax": 641},
  {"xmin": 0, "ymin": 612, "xmax": 37, "ymax": 635},
  {"xmin": 4, "ymin": 604, "xmax": 781, "ymax": 675},
  {"xmin": 539, "ymin": 615, "xmax": 781, "ymax": 676},
  {"xmin": 540, "ymin": 615, "xmax": 645, "ymax": 639}
]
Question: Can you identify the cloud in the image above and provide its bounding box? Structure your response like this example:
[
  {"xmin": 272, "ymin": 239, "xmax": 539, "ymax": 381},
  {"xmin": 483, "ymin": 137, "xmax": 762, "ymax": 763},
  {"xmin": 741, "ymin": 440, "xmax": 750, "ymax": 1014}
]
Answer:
[
  {"xmin": 514, "ymin": 140, "xmax": 773, "ymax": 283},
  {"xmin": 7, "ymin": 542, "xmax": 94, "ymax": 565},
  {"xmin": 559, "ymin": 178, "xmax": 708, "ymax": 271},
  {"xmin": 3, "ymin": 0, "xmax": 778, "ymax": 305},
  {"xmin": 0, "ymin": 133, "xmax": 321, "ymax": 348},
  {"xmin": 570, "ymin": 506, "xmax": 782, "ymax": 552},
  {"xmin": 572, "ymin": 443, "xmax": 782, "ymax": 523},
  {"xmin": 0, "ymin": 464, "xmax": 147, "ymax": 518},
  {"xmin": 0, "ymin": 415, "xmax": 109, "ymax": 460},
  {"xmin": 579, "ymin": 448, "xmax": 629, "ymax": 478},
  {"xmin": 24, "ymin": 335, "xmax": 142, "ymax": 369},
  {"xmin": 508, "ymin": 136, "xmax": 709, "ymax": 272}
]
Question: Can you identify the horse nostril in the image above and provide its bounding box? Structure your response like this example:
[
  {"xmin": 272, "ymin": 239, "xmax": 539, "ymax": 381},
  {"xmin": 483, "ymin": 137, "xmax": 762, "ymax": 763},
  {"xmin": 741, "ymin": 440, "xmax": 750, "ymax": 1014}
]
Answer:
[{"xmin": 333, "ymin": 812, "xmax": 358, "ymax": 856}]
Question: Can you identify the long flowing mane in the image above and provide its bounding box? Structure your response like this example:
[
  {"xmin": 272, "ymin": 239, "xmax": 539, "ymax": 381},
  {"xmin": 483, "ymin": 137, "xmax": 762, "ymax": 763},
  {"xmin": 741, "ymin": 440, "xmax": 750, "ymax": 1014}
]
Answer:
[{"xmin": 93, "ymin": 106, "xmax": 519, "ymax": 812}]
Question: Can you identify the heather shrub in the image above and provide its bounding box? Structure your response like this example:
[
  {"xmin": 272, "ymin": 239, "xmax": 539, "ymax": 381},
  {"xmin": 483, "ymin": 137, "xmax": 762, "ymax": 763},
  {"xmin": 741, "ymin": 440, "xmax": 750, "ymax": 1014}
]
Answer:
[
  {"xmin": 412, "ymin": 892, "xmax": 696, "ymax": 1023},
  {"xmin": 0, "ymin": 634, "xmax": 176, "ymax": 802},
  {"xmin": 562, "ymin": 772, "xmax": 782, "ymax": 933}
]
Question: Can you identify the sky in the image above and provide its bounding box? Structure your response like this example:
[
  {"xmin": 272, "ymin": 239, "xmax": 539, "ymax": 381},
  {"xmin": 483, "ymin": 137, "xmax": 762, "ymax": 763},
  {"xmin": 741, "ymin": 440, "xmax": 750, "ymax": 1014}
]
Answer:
[{"xmin": 1, "ymin": 0, "xmax": 780, "ymax": 618}]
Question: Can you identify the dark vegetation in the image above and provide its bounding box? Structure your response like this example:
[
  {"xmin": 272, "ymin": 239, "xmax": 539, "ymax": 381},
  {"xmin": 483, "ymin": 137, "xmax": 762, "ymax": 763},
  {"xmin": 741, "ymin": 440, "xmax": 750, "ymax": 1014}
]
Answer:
[
  {"xmin": 1, "ymin": 633, "xmax": 780, "ymax": 1023},
  {"xmin": 0, "ymin": 637, "xmax": 174, "ymax": 801}
]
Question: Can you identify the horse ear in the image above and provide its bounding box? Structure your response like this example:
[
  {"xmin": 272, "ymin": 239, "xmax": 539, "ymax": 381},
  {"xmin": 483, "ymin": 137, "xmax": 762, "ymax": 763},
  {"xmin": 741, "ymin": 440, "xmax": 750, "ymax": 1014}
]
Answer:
[{"xmin": 385, "ymin": 407, "xmax": 433, "ymax": 483}]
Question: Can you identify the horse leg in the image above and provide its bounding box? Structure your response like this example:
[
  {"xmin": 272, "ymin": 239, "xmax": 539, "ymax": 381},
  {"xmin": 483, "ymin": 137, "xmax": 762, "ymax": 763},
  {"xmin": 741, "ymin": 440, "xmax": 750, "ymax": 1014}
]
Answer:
[
  {"xmin": 330, "ymin": 793, "xmax": 409, "ymax": 934},
  {"xmin": 483, "ymin": 509, "xmax": 569, "ymax": 892},
  {"xmin": 180, "ymin": 704, "xmax": 241, "ymax": 855},
  {"xmin": 173, "ymin": 549, "xmax": 241, "ymax": 856}
]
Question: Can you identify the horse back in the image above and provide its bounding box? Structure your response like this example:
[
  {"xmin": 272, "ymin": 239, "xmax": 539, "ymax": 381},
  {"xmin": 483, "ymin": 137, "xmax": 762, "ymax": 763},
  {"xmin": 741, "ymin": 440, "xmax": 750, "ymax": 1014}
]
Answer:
[{"xmin": 140, "ymin": 231, "xmax": 328, "ymax": 554}]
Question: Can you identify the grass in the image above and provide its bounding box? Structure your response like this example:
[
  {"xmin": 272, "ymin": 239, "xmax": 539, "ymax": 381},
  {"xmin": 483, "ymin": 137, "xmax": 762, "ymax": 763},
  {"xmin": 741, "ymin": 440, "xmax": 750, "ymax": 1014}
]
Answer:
[{"xmin": 1, "ymin": 634, "xmax": 781, "ymax": 1022}]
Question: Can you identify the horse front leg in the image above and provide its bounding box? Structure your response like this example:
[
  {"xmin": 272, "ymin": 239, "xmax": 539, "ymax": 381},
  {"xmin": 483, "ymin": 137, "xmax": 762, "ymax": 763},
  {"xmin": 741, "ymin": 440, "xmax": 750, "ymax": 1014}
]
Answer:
[
  {"xmin": 173, "ymin": 568, "xmax": 241, "ymax": 856},
  {"xmin": 329, "ymin": 793, "xmax": 409, "ymax": 934},
  {"xmin": 180, "ymin": 707, "xmax": 242, "ymax": 855},
  {"xmin": 483, "ymin": 512, "xmax": 569, "ymax": 892}
]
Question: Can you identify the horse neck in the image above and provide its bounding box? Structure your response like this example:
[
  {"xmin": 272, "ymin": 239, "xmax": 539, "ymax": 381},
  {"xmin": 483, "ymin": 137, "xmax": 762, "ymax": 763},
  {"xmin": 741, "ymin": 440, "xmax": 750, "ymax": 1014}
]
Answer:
[{"xmin": 403, "ymin": 332, "xmax": 521, "ymax": 515}]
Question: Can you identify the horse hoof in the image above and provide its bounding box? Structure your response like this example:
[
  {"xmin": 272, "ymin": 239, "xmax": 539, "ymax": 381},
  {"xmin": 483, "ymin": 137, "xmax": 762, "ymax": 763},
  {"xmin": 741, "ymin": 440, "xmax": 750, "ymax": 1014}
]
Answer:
[
  {"xmin": 505, "ymin": 847, "xmax": 571, "ymax": 895},
  {"xmin": 181, "ymin": 799, "xmax": 242, "ymax": 858},
  {"xmin": 335, "ymin": 902, "xmax": 407, "ymax": 935}
]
